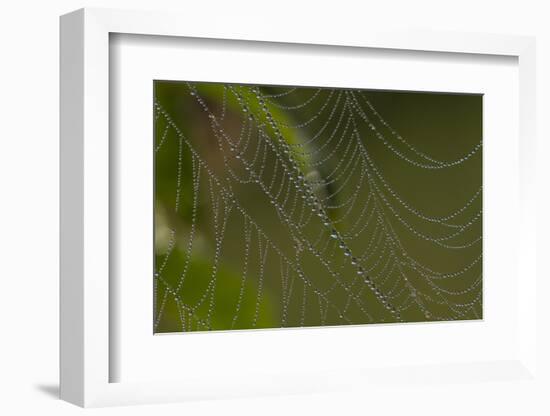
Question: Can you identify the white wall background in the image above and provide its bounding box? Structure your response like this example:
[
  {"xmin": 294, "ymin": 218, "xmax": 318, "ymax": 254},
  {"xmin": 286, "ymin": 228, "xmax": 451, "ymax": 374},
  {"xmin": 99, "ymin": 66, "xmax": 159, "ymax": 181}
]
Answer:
[{"xmin": 1, "ymin": 1, "xmax": 548, "ymax": 415}]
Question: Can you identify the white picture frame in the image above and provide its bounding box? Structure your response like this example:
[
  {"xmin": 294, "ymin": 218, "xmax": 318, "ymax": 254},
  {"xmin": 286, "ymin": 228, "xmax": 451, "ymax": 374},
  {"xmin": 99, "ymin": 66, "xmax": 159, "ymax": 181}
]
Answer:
[{"xmin": 60, "ymin": 7, "xmax": 539, "ymax": 408}]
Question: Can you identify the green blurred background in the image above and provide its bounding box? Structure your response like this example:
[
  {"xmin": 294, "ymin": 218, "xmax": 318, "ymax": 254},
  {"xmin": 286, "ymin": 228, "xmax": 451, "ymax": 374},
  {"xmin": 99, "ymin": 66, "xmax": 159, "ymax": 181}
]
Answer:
[{"xmin": 154, "ymin": 81, "xmax": 482, "ymax": 333}]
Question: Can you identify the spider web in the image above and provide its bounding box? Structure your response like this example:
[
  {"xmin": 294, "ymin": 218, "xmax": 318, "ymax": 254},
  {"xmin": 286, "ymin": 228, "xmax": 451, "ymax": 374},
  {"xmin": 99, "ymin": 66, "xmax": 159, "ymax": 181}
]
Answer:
[{"xmin": 153, "ymin": 82, "xmax": 482, "ymax": 333}]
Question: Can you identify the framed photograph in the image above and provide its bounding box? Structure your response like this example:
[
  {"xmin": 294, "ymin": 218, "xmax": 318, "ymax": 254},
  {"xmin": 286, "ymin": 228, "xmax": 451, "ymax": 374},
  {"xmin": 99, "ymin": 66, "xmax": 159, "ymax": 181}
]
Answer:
[{"xmin": 60, "ymin": 8, "xmax": 539, "ymax": 408}]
